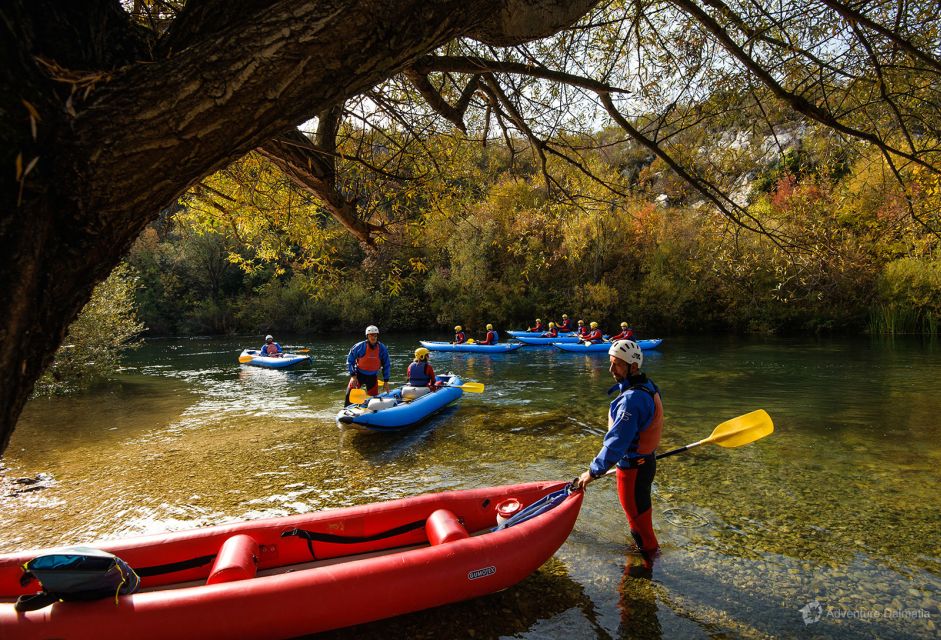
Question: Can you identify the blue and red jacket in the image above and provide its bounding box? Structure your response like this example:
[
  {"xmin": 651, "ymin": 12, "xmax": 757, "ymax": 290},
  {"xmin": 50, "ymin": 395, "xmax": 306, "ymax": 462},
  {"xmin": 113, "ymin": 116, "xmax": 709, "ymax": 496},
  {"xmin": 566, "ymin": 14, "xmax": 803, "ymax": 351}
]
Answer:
[
  {"xmin": 454, "ymin": 331, "xmax": 466, "ymax": 344},
  {"xmin": 558, "ymin": 318, "xmax": 573, "ymax": 332},
  {"xmin": 589, "ymin": 376, "xmax": 663, "ymax": 476},
  {"xmin": 610, "ymin": 328, "xmax": 635, "ymax": 341},
  {"xmin": 584, "ymin": 329, "xmax": 604, "ymax": 343},
  {"xmin": 261, "ymin": 342, "xmax": 282, "ymax": 355},
  {"xmin": 541, "ymin": 327, "xmax": 559, "ymax": 338},
  {"xmin": 577, "ymin": 325, "xmax": 589, "ymax": 337},
  {"xmin": 347, "ymin": 340, "xmax": 391, "ymax": 379},
  {"xmin": 406, "ymin": 361, "xmax": 436, "ymax": 386},
  {"xmin": 528, "ymin": 321, "xmax": 544, "ymax": 333},
  {"xmin": 478, "ymin": 330, "xmax": 498, "ymax": 345}
]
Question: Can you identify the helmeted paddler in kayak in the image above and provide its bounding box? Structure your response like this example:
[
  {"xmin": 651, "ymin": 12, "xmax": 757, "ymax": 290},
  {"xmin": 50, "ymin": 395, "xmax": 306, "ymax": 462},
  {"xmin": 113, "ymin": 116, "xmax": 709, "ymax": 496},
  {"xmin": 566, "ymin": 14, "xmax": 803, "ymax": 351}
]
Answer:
[
  {"xmin": 583, "ymin": 322, "xmax": 604, "ymax": 344},
  {"xmin": 345, "ymin": 325, "xmax": 391, "ymax": 405},
  {"xmin": 527, "ymin": 318, "xmax": 545, "ymax": 333},
  {"xmin": 453, "ymin": 326, "xmax": 467, "ymax": 344},
  {"xmin": 477, "ymin": 324, "xmax": 499, "ymax": 345},
  {"xmin": 558, "ymin": 314, "xmax": 574, "ymax": 332},
  {"xmin": 403, "ymin": 347, "xmax": 438, "ymax": 400},
  {"xmin": 541, "ymin": 322, "xmax": 559, "ymax": 338},
  {"xmin": 576, "ymin": 319, "xmax": 589, "ymax": 338},
  {"xmin": 260, "ymin": 334, "xmax": 283, "ymax": 357},
  {"xmin": 608, "ymin": 322, "xmax": 635, "ymax": 342}
]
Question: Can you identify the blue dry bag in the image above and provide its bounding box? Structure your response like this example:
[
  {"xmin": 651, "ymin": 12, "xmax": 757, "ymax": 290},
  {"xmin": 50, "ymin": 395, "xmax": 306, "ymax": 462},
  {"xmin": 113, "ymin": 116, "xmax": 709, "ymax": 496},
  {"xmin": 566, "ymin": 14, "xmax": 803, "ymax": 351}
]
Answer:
[{"xmin": 15, "ymin": 546, "xmax": 140, "ymax": 612}]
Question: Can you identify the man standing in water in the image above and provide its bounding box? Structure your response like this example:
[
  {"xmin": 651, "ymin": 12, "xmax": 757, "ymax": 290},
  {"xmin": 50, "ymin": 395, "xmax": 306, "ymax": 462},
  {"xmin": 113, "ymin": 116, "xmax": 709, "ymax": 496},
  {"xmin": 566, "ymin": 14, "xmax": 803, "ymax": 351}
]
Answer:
[
  {"xmin": 345, "ymin": 325, "xmax": 391, "ymax": 405},
  {"xmin": 575, "ymin": 340, "xmax": 663, "ymax": 576}
]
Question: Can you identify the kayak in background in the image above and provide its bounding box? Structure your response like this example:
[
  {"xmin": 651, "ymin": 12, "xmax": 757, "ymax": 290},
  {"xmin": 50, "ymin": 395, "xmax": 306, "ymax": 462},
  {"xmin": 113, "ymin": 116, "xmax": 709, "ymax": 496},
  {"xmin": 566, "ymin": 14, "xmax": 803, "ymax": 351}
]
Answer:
[
  {"xmin": 238, "ymin": 350, "xmax": 311, "ymax": 368},
  {"xmin": 0, "ymin": 481, "xmax": 583, "ymax": 640},
  {"xmin": 337, "ymin": 374, "xmax": 464, "ymax": 431},
  {"xmin": 552, "ymin": 339, "xmax": 664, "ymax": 352},
  {"xmin": 419, "ymin": 341, "xmax": 523, "ymax": 353}
]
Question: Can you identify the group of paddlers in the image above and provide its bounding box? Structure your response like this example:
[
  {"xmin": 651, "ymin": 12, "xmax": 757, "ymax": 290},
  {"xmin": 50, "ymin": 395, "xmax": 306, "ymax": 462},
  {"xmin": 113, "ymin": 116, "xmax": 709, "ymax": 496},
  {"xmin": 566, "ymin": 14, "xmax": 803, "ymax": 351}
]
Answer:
[
  {"xmin": 450, "ymin": 324, "xmax": 498, "ymax": 345},
  {"xmin": 449, "ymin": 314, "xmax": 637, "ymax": 344}
]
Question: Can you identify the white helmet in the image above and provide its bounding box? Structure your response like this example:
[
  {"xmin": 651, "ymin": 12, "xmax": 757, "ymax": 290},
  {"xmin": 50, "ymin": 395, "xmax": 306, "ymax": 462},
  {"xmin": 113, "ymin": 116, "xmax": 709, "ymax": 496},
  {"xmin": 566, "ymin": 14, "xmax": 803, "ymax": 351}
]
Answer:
[
  {"xmin": 609, "ymin": 340, "xmax": 643, "ymax": 368},
  {"xmin": 265, "ymin": 335, "xmax": 274, "ymax": 342},
  {"xmin": 365, "ymin": 325, "xmax": 379, "ymax": 335}
]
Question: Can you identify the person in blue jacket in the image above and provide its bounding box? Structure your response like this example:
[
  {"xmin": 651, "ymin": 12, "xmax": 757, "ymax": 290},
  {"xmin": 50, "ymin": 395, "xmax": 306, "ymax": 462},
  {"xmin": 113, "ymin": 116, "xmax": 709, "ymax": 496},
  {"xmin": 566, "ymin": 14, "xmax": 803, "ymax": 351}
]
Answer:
[
  {"xmin": 574, "ymin": 340, "xmax": 664, "ymax": 576},
  {"xmin": 345, "ymin": 325, "xmax": 391, "ymax": 405},
  {"xmin": 453, "ymin": 325, "xmax": 467, "ymax": 344},
  {"xmin": 260, "ymin": 335, "xmax": 283, "ymax": 357}
]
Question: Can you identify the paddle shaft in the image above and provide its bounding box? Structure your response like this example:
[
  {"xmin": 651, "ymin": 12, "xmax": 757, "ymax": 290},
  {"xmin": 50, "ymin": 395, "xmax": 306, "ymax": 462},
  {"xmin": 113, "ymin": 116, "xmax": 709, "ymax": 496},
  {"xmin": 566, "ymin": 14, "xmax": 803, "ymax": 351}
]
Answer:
[
  {"xmin": 655, "ymin": 439, "xmax": 706, "ymax": 460},
  {"xmin": 604, "ymin": 441, "xmax": 703, "ymax": 475}
]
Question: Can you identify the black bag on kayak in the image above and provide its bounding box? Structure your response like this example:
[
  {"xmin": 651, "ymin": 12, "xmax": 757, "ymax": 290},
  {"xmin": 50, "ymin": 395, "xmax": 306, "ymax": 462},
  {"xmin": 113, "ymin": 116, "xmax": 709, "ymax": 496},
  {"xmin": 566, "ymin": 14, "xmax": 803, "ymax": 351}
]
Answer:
[{"xmin": 15, "ymin": 546, "xmax": 140, "ymax": 612}]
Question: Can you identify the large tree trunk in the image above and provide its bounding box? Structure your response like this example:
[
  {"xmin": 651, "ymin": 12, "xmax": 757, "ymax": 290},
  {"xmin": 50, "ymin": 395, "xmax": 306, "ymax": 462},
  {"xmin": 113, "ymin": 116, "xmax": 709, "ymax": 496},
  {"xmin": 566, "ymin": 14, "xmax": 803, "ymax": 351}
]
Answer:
[{"xmin": 0, "ymin": 0, "xmax": 601, "ymax": 455}]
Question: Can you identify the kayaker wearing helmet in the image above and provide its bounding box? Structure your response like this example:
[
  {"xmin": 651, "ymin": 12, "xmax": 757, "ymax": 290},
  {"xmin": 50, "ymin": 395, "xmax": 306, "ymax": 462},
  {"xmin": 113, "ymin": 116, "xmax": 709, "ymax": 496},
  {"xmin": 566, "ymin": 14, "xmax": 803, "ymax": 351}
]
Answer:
[
  {"xmin": 541, "ymin": 322, "xmax": 559, "ymax": 338},
  {"xmin": 558, "ymin": 314, "xmax": 574, "ymax": 333},
  {"xmin": 583, "ymin": 322, "xmax": 604, "ymax": 344},
  {"xmin": 260, "ymin": 335, "xmax": 283, "ymax": 357},
  {"xmin": 576, "ymin": 319, "xmax": 589, "ymax": 338},
  {"xmin": 574, "ymin": 340, "xmax": 663, "ymax": 576},
  {"xmin": 453, "ymin": 326, "xmax": 467, "ymax": 344},
  {"xmin": 406, "ymin": 348, "xmax": 437, "ymax": 389},
  {"xmin": 608, "ymin": 322, "xmax": 635, "ymax": 342},
  {"xmin": 477, "ymin": 324, "xmax": 499, "ymax": 345},
  {"xmin": 527, "ymin": 318, "xmax": 545, "ymax": 333},
  {"xmin": 345, "ymin": 325, "xmax": 391, "ymax": 405}
]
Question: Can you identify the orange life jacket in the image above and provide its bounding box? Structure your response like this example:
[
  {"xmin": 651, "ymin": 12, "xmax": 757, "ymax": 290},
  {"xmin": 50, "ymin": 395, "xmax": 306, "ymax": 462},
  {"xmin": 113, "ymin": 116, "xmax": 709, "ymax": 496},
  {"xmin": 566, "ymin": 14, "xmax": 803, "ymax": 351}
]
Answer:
[{"xmin": 357, "ymin": 343, "xmax": 382, "ymax": 372}]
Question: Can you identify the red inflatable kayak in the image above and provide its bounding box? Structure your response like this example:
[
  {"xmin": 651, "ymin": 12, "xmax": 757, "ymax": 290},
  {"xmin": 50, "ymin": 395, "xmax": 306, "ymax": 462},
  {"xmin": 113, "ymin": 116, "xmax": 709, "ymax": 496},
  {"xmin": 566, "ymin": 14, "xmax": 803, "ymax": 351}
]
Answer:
[{"xmin": 0, "ymin": 481, "xmax": 582, "ymax": 640}]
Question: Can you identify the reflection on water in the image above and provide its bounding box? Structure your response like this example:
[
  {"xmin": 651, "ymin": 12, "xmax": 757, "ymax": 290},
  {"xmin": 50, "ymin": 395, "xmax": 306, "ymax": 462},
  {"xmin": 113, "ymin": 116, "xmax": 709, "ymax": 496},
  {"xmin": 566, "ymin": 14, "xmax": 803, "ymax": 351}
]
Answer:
[{"xmin": 2, "ymin": 334, "xmax": 939, "ymax": 638}]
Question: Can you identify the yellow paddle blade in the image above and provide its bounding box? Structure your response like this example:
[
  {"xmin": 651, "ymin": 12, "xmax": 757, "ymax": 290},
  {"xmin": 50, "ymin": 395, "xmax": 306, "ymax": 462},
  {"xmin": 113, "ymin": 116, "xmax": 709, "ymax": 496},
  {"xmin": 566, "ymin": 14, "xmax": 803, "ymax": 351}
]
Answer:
[
  {"xmin": 238, "ymin": 355, "xmax": 254, "ymax": 363},
  {"xmin": 458, "ymin": 382, "xmax": 485, "ymax": 393},
  {"xmin": 297, "ymin": 348, "xmax": 310, "ymax": 353},
  {"xmin": 349, "ymin": 388, "xmax": 368, "ymax": 404},
  {"xmin": 704, "ymin": 410, "xmax": 774, "ymax": 448}
]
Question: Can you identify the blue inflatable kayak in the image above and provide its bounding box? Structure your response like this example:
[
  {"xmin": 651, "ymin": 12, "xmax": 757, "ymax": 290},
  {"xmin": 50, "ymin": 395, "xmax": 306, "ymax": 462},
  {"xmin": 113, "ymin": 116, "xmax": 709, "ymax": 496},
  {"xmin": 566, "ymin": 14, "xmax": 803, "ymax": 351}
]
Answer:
[
  {"xmin": 239, "ymin": 349, "xmax": 311, "ymax": 368},
  {"xmin": 419, "ymin": 341, "xmax": 523, "ymax": 353},
  {"xmin": 552, "ymin": 339, "xmax": 663, "ymax": 352},
  {"xmin": 336, "ymin": 375, "xmax": 464, "ymax": 431}
]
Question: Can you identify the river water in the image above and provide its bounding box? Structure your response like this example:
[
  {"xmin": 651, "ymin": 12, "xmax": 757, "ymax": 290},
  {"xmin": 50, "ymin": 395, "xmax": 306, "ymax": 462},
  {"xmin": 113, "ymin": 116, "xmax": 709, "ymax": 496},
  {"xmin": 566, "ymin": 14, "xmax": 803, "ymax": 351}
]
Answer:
[{"xmin": 2, "ymin": 334, "xmax": 938, "ymax": 639}]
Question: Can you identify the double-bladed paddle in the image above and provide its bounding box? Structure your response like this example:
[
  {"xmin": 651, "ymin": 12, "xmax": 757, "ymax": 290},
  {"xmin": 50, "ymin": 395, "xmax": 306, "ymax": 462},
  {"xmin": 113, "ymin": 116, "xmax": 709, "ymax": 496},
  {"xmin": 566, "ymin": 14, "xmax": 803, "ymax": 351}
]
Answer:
[{"xmin": 602, "ymin": 409, "xmax": 774, "ymax": 476}]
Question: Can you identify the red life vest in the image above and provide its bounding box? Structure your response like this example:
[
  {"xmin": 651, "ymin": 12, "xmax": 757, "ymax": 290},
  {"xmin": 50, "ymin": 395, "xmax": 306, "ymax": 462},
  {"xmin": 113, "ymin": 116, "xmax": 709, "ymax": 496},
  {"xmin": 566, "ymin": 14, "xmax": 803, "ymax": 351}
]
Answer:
[
  {"xmin": 357, "ymin": 343, "xmax": 382, "ymax": 372},
  {"xmin": 636, "ymin": 392, "xmax": 664, "ymax": 455}
]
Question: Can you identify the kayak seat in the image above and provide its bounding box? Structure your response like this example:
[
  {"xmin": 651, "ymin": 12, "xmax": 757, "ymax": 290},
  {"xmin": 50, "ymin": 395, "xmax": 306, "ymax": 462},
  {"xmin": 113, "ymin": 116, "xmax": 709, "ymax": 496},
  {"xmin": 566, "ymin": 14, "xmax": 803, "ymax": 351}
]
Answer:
[
  {"xmin": 425, "ymin": 509, "xmax": 469, "ymax": 546},
  {"xmin": 206, "ymin": 534, "xmax": 259, "ymax": 585},
  {"xmin": 401, "ymin": 385, "xmax": 431, "ymax": 401}
]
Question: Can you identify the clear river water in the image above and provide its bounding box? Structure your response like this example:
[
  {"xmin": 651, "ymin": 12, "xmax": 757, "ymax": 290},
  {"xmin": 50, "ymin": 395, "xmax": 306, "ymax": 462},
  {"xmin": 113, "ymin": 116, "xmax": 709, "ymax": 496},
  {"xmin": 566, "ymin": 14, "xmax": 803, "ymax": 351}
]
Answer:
[{"xmin": 1, "ymin": 333, "xmax": 938, "ymax": 639}]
